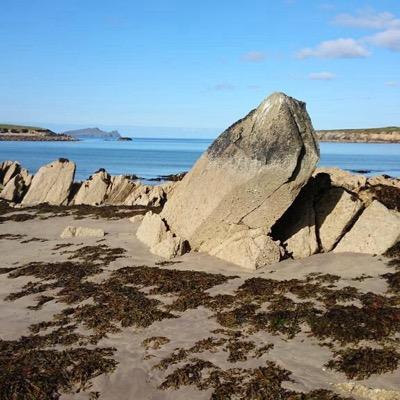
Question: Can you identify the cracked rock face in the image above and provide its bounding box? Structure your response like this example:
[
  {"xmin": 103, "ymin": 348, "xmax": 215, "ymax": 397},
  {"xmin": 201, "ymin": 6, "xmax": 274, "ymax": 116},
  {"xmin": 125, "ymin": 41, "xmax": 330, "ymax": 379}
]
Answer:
[
  {"xmin": 21, "ymin": 159, "xmax": 76, "ymax": 206},
  {"xmin": 156, "ymin": 92, "xmax": 319, "ymax": 268}
]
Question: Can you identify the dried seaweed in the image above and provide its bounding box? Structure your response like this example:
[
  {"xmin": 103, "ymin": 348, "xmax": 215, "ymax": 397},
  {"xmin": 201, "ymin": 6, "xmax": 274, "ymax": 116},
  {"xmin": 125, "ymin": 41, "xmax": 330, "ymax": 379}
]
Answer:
[
  {"xmin": 326, "ymin": 347, "xmax": 400, "ymax": 379},
  {"xmin": 0, "ymin": 340, "xmax": 117, "ymax": 399}
]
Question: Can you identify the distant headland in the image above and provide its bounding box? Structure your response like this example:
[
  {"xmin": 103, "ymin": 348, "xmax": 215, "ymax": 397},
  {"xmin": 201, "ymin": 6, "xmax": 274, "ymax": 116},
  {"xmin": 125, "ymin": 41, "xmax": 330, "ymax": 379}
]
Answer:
[
  {"xmin": 0, "ymin": 125, "xmax": 132, "ymax": 141},
  {"xmin": 316, "ymin": 127, "xmax": 400, "ymax": 143},
  {"xmin": 62, "ymin": 127, "xmax": 131, "ymax": 141},
  {"xmin": 0, "ymin": 124, "xmax": 74, "ymax": 141}
]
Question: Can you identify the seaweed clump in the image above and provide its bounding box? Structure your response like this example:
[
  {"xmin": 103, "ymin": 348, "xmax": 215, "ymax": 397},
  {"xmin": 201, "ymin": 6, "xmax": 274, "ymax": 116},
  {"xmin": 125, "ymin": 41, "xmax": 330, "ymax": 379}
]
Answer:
[
  {"xmin": 326, "ymin": 347, "xmax": 400, "ymax": 379},
  {"xmin": 0, "ymin": 339, "xmax": 117, "ymax": 399}
]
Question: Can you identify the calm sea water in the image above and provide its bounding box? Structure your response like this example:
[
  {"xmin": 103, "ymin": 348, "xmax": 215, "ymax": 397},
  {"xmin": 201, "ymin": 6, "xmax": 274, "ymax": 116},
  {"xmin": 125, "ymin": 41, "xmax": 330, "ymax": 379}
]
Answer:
[{"xmin": 0, "ymin": 138, "xmax": 399, "ymax": 181}]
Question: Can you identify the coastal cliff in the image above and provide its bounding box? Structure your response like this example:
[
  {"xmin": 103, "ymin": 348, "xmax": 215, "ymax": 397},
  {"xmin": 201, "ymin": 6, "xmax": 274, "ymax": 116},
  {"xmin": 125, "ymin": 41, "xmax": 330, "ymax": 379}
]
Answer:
[
  {"xmin": 316, "ymin": 127, "xmax": 400, "ymax": 143},
  {"xmin": 0, "ymin": 124, "xmax": 74, "ymax": 141}
]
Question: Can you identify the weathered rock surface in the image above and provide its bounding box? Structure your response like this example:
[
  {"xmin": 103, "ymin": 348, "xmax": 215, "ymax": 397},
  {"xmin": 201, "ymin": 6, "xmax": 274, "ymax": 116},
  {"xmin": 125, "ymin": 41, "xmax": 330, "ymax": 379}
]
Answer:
[
  {"xmin": 209, "ymin": 227, "xmax": 282, "ymax": 270},
  {"xmin": 0, "ymin": 174, "xmax": 27, "ymax": 202},
  {"xmin": 60, "ymin": 226, "xmax": 105, "ymax": 238},
  {"xmin": 0, "ymin": 160, "xmax": 14, "ymax": 184},
  {"xmin": 334, "ymin": 200, "xmax": 400, "ymax": 255},
  {"xmin": 151, "ymin": 231, "xmax": 186, "ymax": 259},
  {"xmin": 136, "ymin": 211, "xmax": 187, "ymax": 259},
  {"xmin": 314, "ymin": 167, "xmax": 367, "ymax": 193},
  {"xmin": 21, "ymin": 159, "xmax": 75, "ymax": 206},
  {"xmin": 105, "ymin": 175, "xmax": 137, "ymax": 205},
  {"xmin": 2, "ymin": 161, "xmax": 21, "ymax": 186},
  {"xmin": 136, "ymin": 212, "xmax": 169, "ymax": 248},
  {"xmin": 271, "ymin": 179, "xmax": 320, "ymax": 259},
  {"xmin": 316, "ymin": 187, "xmax": 364, "ymax": 252},
  {"xmin": 148, "ymin": 92, "xmax": 319, "ymax": 268},
  {"xmin": 72, "ymin": 169, "xmax": 110, "ymax": 205},
  {"xmin": 123, "ymin": 184, "xmax": 168, "ymax": 207},
  {"xmin": 335, "ymin": 383, "xmax": 400, "ymax": 400}
]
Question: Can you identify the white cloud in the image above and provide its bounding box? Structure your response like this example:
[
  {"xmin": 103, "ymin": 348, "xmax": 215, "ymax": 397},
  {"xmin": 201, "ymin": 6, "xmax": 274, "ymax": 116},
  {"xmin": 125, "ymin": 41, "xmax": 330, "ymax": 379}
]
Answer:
[
  {"xmin": 333, "ymin": 9, "xmax": 400, "ymax": 30},
  {"xmin": 242, "ymin": 51, "xmax": 266, "ymax": 62},
  {"xmin": 297, "ymin": 38, "xmax": 370, "ymax": 59},
  {"xmin": 385, "ymin": 81, "xmax": 399, "ymax": 87},
  {"xmin": 366, "ymin": 29, "xmax": 400, "ymax": 51},
  {"xmin": 308, "ymin": 72, "xmax": 336, "ymax": 80},
  {"xmin": 212, "ymin": 83, "xmax": 235, "ymax": 91}
]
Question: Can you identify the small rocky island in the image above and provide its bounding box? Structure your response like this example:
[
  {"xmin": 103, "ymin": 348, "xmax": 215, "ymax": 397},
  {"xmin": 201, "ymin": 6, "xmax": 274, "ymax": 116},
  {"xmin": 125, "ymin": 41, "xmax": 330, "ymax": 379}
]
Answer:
[
  {"xmin": 62, "ymin": 127, "xmax": 132, "ymax": 141},
  {"xmin": 0, "ymin": 124, "xmax": 74, "ymax": 141}
]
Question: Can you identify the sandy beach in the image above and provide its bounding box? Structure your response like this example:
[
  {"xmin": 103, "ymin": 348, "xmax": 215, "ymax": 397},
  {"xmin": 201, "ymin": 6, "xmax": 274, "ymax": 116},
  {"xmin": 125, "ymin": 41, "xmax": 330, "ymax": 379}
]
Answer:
[{"xmin": 1, "ymin": 203, "xmax": 399, "ymax": 399}]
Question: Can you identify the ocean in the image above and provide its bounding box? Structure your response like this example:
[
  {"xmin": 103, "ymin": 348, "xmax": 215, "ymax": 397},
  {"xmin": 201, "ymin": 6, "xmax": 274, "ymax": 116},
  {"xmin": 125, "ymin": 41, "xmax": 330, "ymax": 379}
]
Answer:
[{"xmin": 0, "ymin": 138, "xmax": 399, "ymax": 182}]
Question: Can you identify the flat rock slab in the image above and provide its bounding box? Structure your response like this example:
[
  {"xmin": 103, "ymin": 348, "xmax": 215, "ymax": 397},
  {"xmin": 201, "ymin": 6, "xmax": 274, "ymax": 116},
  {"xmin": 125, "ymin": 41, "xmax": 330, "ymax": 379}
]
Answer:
[
  {"xmin": 60, "ymin": 226, "xmax": 105, "ymax": 238},
  {"xmin": 334, "ymin": 200, "xmax": 400, "ymax": 255},
  {"xmin": 316, "ymin": 187, "xmax": 364, "ymax": 252}
]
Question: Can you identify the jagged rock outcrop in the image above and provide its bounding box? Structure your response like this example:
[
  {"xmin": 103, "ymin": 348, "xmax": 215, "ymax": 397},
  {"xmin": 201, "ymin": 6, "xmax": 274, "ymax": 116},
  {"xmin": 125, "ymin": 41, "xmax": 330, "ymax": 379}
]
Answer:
[
  {"xmin": 334, "ymin": 200, "xmax": 400, "ymax": 255},
  {"xmin": 105, "ymin": 175, "xmax": 137, "ymax": 205},
  {"xmin": 21, "ymin": 159, "xmax": 75, "ymax": 206},
  {"xmin": 72, "ymin": 169, "xmax": 111, "ymax": 205},
  {"xmin": 0, "ymin": 174, "xmax": 27, "ymax": 202},
  {"xmin": 137, "ymin": 92, "xmax": 319, "ymax": 268},
  {"xmin": 316, "ymin": 187, "xmax": 364, "ymax": 252},
  {"xmin": 2, "ymin": 161, "xmax": 21, "ymax": 186}
]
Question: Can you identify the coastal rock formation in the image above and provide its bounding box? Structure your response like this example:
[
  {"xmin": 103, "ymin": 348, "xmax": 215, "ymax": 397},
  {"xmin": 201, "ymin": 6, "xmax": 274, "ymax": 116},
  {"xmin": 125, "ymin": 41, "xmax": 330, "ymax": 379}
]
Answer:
[
  {"xmin": 2, "ymin": 161, "xmax": 21, "ymax": 186},
  {"xmin": 209, "ymin": 227, "xmax": 282, "ymax": 270},
  {"xmin": 271, "ymin": 178, "xmax": 321, "ymax": 259},
  {"xmin": 21, "ymin": 159, "xmax": 76, "ymax": 206},
  {"xmin": 105, "ymin": 175, "xmax": 137, "ymax": 205},
  {"xmin": 314, "ymin": 167, "xmax": 367, "ymax": 192},
  {"xmin": 0, "ymin": 174, "xmax": 28, "ymax": 202},
  {"xmin": 139, "ymin": 92, "xmax": 319, "ymax": 268},
  {"xmin": 315, "ymin": 187, "xmax": 364, "ymax": 252},
  {"xmin": 136, "ymin": 212, "xmax": 186, "ymax": 259},
  {"xmin": 334, "ymin": 200, "xmax": 400, "ymax": 254},
  {"xmin": 72, "ymin": 169, "xmax": 111, "ymax": 206},
  {"xmin": 60, "ymin": 226, "xmax": 105, "ymax": 238},
  {"xmin": 124, "ymin": 183, "xmax": 169, "ymax": 207},
  {"xmin": 0, "ymin": 160, "xmax": 14, "ymax": 184}
]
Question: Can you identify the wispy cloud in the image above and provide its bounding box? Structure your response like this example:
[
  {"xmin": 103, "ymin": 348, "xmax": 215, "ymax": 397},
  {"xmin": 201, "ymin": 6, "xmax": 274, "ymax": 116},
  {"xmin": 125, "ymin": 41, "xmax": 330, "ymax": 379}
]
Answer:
[
  {"xmin": 212, "ymin": 83, "xmax": 235, "ymax": 91},
  {"xmin": 333, "ymin": 9, "xmax": 400, "ymax": 30},
  {"xmin": 385, "ymin": 81, "xmax": 399, "ymax": 87},
  {"xmin": 366, "ymin": 29, "xmax": 400, "ymax": 52},
  {"xmin": 242, "ymin": 51, "xmax": 266, "ymax": 63},
  {"xmin": 308, "ymin": 72, "xmax": 336, "ymax": 80},
  {"xmin": 297, "ymin": 38, "xmax": 370, "ymax": 59}
]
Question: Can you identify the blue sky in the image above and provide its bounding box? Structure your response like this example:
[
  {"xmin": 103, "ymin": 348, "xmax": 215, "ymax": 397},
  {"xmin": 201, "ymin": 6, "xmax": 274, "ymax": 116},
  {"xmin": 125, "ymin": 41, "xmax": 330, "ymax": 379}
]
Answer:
[{"xmin": 0, "ymin": 0, "xmax": 399, "ymax": 137}]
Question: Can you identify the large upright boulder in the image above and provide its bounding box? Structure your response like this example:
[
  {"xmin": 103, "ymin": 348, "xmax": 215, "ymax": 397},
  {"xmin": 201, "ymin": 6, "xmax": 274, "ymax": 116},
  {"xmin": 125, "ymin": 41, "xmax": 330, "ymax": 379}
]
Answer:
[
  {"xmin": 21, "ymin": 159, "xmax": 75, "ymax": 206},
  {"xmin": 138, "ymin": 92, "xmax": 319, "ymax": 268}
]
